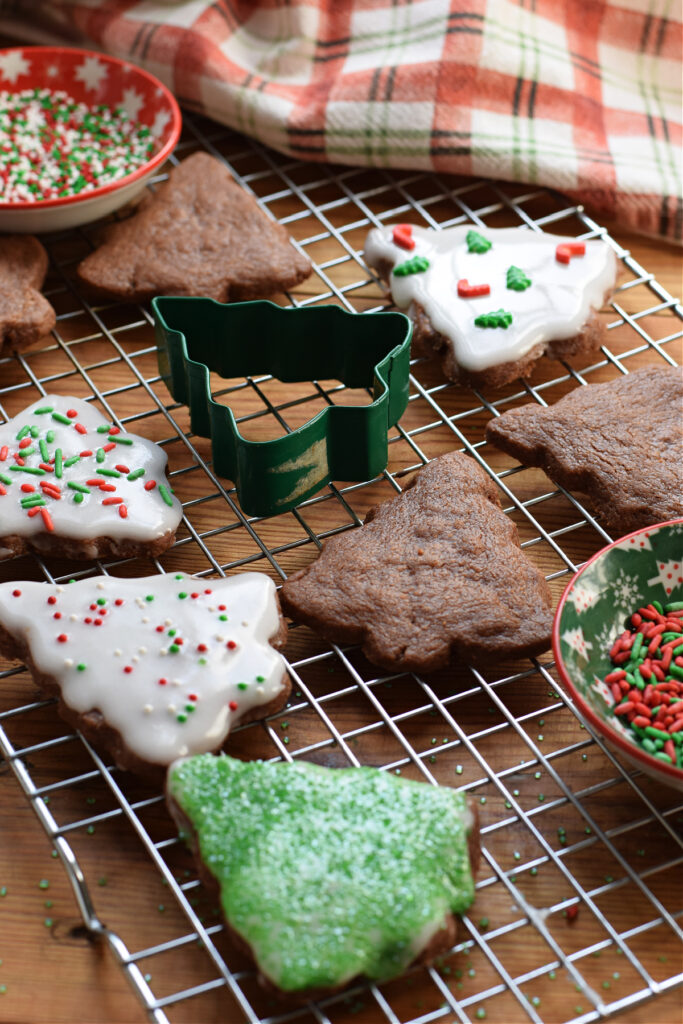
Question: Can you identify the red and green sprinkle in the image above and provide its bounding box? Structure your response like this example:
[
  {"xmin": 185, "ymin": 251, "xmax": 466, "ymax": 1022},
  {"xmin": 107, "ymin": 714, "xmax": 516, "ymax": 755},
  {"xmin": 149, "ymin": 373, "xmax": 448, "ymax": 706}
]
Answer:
[
  {"xmin": 606, "ymin": 600, "xmax": 683, "ymax": 768},
  {"xmin": 0, "ymin": 88, "xmax": 154, "ymax": 203},
  {"xmin": 0, "ymin": 406, "xmax": 171, "ymax": 530}
]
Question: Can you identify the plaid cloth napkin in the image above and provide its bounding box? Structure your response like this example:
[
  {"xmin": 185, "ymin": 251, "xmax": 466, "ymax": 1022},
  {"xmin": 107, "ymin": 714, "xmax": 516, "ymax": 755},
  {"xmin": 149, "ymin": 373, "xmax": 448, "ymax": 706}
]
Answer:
[{"xmin": 1, "ymin": 0, "xmax": 681, "ymax": 241}]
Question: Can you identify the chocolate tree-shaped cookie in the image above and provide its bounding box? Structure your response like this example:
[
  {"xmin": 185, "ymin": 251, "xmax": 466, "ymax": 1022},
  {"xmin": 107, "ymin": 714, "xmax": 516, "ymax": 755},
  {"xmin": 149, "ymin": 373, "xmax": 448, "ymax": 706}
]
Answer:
[
  {"xmin": 0, "ymin": 572, "xmax": 290, "ymax": 777},
  {"xmin": 486, "ymin": 366, "xmax": 683, "ymax": 535},
  {"xmin": 0, "ymin": 235, "xmax": 55, "ymax": 353},
  {"xmin": 280, "ymin": 451, "xmax": 553, "ymax": 671},
  {"xmin": 77, "ymin": 152, "xmax": 312, "ymax": 302},
  {"xmin": 167, "ymin": 753, "xmax": 478, "ymax": 996}
]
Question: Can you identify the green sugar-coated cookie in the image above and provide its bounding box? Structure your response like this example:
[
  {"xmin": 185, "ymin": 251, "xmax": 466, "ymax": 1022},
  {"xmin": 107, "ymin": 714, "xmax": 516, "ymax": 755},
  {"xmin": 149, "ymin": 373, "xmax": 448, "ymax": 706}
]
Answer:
[{"xmin": 167, "ymin": 753, "xmax": 476, "ymax": 994}]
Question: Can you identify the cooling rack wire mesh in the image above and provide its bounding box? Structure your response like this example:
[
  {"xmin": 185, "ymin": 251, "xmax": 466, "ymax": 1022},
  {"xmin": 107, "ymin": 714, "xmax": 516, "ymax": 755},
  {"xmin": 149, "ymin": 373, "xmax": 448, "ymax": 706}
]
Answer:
[{"xmin": 0, "ymin": 111, "xmax": 682, "ymax": 1024}]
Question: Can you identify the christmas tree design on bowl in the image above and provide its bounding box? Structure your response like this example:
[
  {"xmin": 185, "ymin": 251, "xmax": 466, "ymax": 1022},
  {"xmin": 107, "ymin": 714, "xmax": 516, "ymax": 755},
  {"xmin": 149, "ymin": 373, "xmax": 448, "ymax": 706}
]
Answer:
[{"xmin": 553, "ymin": 520, "xmax": 683, "ymax": 791}]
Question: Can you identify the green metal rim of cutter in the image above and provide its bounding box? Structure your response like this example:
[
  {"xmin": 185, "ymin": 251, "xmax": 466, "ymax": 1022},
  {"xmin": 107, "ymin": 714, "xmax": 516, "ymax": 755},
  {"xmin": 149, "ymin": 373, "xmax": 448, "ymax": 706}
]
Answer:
[{"xmin": 152, "ymin": 297, "xmax": 412, "ymax": 517}]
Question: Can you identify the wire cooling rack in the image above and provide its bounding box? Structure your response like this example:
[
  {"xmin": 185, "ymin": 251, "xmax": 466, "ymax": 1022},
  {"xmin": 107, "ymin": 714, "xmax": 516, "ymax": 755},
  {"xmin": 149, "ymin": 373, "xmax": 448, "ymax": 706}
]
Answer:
[{"xmin": 0, "ymin": 110, "xmax": 682, "ymax": 1024}]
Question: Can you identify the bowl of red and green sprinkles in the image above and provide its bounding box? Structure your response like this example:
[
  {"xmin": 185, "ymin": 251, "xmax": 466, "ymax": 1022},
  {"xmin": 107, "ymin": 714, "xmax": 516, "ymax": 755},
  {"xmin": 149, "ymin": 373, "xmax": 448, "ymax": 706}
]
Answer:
[
  {"xmin": 0, "ymin": 46, "xmax": 181, "ymax": 232},
  {"xmin": 553, "ymin": 520, "xmax": 683, "ymax": 791}
]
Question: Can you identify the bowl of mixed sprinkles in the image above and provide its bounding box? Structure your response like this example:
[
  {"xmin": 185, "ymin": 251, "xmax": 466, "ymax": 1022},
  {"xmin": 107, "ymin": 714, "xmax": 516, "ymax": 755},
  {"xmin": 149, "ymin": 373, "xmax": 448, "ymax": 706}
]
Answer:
[
  {"xmin": 0, "ymin": 46, "xmax": 181, "ymax": 232},
  {"xmin": 553, "ymin": 520, "xmax": 683, "ymax": 791}
]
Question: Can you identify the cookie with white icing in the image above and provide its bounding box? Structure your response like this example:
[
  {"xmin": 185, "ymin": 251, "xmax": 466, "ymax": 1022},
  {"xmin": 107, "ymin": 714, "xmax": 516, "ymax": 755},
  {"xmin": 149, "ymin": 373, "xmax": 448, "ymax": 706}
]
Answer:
[
  {"xmin": 0, "ymin": 395, "xmax": 182, "ymax": 561},
  {"xmin": 0, "ymin": 572, "xmax": 290, "ymax": 777},
  {"xmin": 167, "ymin": 753, "xmax": 478, "ymax": 998},
  {"xmin": 364, "ymin": 224, "xmax": 618, "ymax": 388}
]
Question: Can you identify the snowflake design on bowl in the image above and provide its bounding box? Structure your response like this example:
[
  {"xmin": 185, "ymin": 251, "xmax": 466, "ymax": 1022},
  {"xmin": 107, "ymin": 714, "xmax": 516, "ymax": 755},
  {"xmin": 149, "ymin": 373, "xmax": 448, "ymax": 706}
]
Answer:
[
  {"xmin": 594, "ymin": 619, "xmax": 622, "ymax": 655},
  {"xmin": 609, "ymin": 568, "xmax": 642, "ymax": 611}
]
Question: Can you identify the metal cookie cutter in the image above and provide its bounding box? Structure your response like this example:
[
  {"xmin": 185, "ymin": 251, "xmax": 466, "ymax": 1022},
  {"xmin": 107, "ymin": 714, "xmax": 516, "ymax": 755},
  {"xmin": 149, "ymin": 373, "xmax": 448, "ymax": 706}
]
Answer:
[{"xmin": 153, "ymin": 297, "xmax": 412, "ymax": 517}]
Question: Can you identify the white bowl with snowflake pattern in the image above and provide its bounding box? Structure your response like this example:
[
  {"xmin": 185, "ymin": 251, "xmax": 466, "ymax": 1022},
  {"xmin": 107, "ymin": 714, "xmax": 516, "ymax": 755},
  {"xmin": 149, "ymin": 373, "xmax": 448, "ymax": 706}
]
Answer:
[
  {"xmin": 0, "ymin": 47, "xmax": 181, "ymax": 232},
  {"xmin": 553, "ymin": 520, "xmax": 683, "ymax": 791}
]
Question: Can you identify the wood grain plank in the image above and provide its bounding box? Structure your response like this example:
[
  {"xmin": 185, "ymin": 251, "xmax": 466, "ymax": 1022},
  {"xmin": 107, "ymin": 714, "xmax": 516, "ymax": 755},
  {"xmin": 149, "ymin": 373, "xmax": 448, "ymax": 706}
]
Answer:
[{"xmin": 0, "ymin": 136, "xmax": 681, "ymax": 1024}]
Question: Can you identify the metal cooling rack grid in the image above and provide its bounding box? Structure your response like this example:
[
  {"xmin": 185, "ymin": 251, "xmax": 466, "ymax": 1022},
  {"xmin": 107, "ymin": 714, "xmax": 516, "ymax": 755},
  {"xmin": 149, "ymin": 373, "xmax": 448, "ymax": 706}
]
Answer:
[{"xmin": 0, "ymin": 110, "xmax": 682, "ymax": 1024}]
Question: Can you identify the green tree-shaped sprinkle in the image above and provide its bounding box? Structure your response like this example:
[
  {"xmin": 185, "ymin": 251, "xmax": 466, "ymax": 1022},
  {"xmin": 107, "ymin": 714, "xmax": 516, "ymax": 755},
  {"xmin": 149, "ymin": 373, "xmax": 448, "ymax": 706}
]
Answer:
[
  {"xmin": 506, "ymin": 265, "xmax": 532, "ymax": 291},
  {"xmin": 393, "ymin": 255, "xmax": 430, "ymax": 276},
  {"xmin": 466, "ymin": 230, "xmax": 492, "ymax": 253},
  {"xmin": 474, "ymin": 309, "xmax": 513, "ymax": 329}
]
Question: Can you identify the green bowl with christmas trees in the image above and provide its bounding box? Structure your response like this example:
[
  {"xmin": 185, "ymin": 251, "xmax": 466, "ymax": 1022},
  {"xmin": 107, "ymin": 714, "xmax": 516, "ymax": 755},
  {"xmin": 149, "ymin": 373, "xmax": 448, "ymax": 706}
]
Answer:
[{"xmin": 553, "ymin": 520, "xmax": 683, "ymax": 792}]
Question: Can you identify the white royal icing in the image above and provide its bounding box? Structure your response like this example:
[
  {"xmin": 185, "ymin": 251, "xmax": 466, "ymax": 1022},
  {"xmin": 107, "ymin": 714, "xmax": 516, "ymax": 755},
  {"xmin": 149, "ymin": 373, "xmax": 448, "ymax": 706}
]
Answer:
[
  {"xmin": 364, "ymin": 225, "xmax": 617, "ymax": 373},
  {"xmin": 0, "ymin": 395, "xmax": 182, "ymax": 554},
  {"xmin": 0, "ymin": 572, "xmax": 287, "ymax": 766}
]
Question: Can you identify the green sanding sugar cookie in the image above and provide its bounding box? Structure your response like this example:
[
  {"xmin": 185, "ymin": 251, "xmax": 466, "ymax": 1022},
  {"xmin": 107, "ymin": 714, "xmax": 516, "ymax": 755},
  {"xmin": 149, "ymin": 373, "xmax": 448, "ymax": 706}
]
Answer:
[{"xmin": 167, "ymin": 753, "xmax": 476, "ymax": 994}]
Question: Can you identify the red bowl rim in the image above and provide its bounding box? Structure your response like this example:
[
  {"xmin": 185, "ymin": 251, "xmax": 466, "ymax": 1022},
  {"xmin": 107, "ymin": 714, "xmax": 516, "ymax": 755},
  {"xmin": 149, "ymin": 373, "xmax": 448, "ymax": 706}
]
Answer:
[
  {"xmin": 552, "ymin": 518, "xmax": 683, "ymax": 783},
  {"xmin": 0, "ymin": 45, "xmax": 181, "ymax": 211}
]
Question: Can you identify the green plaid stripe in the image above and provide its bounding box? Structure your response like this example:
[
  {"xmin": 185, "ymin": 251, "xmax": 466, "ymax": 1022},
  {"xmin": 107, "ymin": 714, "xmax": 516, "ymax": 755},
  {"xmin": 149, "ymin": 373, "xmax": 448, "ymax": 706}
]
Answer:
[{"xmin": 4, "ymin": 0, "xmax": 681, "ymax": 240}]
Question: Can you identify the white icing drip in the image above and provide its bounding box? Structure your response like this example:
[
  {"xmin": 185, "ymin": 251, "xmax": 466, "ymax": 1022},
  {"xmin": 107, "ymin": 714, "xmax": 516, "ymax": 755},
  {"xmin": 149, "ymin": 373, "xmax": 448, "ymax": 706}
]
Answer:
[
  {"xmin": 0, "ymin": 572, "xmax": 287, "ymax": 766},
  {"xmin": 0, "ymin": 395, "xmax": 182, "ymax": 546},
  {"xmin": 364, "ymin": 225, "xmax": 617, "ymax": 373}
]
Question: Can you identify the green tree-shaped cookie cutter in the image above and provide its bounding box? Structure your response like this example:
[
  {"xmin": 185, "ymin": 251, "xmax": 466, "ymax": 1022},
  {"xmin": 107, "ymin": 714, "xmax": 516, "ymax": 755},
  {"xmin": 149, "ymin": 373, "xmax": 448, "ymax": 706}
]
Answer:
[{"xmin": 153, "ymin": 297, "xmax": 412, "ymax": 517}]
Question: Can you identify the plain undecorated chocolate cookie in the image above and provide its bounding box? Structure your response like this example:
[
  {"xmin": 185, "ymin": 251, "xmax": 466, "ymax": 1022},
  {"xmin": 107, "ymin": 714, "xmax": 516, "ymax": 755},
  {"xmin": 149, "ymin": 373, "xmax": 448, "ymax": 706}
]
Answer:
[
  {"xmin": 77, "ymin": 152, "xmax": 312, "ymax": 303},
  {"xmin": 0, "ymin": 235, "xmax": 56, "ymax": 353},
  {"xmin": 485, "ymin": 365, "xmax": 683, "ymax": 535},
  {"xmin": 280, "ymin": 451, "xmax": 553, "ymax": 672}
]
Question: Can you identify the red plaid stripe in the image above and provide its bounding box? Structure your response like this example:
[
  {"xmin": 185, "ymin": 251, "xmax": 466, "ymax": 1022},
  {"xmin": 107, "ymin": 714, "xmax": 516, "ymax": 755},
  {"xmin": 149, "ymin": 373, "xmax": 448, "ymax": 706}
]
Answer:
[{"xmin": 1, "ymin": 0, "xmax": 681, "ymax": 239}]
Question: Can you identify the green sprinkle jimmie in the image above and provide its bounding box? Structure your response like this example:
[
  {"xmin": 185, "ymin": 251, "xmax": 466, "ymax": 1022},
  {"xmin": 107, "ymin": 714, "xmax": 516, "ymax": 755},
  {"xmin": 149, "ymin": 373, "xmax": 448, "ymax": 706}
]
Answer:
[
  {"xmin": 606, "ymin": 599, "xmax": 683, "ymax": 768},
  {"xmin": 0, "ymin": 88, "xmax": 154, "ymax": 203},
  {"xmin": 0, "ymin": 396, "xmax": 181, "ymax": 560}
]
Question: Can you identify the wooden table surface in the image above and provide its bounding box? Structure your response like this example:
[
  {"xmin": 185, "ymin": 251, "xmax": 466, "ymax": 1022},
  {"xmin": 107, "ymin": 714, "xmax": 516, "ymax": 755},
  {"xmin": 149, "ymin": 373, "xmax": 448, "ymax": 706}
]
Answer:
[{"xmin": 0, "ymin": 136, "xmax": 681, "ymax": 1024}]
